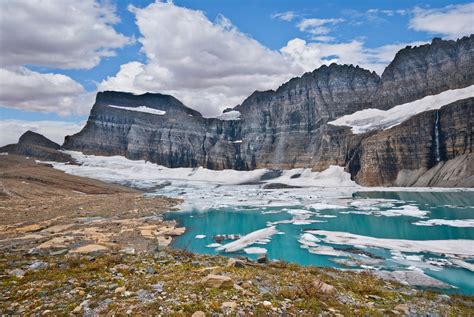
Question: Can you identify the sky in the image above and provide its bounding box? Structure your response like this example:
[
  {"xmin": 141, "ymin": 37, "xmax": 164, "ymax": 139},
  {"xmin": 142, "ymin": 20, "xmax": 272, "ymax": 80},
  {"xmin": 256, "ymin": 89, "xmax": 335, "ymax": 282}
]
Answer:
[{"xmin": 0, "ymin": 0, "xmax": 473, "ymax": 146}]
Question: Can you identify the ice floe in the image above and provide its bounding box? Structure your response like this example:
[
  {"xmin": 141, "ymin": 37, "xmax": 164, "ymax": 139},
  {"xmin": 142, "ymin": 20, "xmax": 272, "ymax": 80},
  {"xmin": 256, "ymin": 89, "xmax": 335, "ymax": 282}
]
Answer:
[
  {"xmin": 217, "ymin": 226, "xmax": 278, "ymax": 253},
  {"xmin": 244, "ymin": 247, "xmax": 267, "ymax": 254},
  {"xmin": 378, "ymin": 205, "xmax": 429, "ymax": 218},
  {"xmin": 451, "ymin": 259, "xmax": 474, "ymax": 272},
  {"xmin": 206, "ymin": 243, "xmax": 222, "ymax": 248},
  {"xmin": 413, "ymin": 219, "xmax": 474, "ymax": 227},
  {"xmin": 307, "ymin": 245, "xmax": 348, "ymax": 257},
  {"xmin": 298, "ymin": 233, "xmax": 321, "ymax": 248},
  {"xmin": 341, "ymin": 204, "xmax": 429, "ymax": 218},
  {"xmin": 268, "ymin": 209, "xmax": 327, "ymax": 226},
  {"xmin": 108, "ymin": 105, "xmax": 166, "ymax": 115},
  {"xmin": 265, "ymin": 166, "xmax": 358, "ymax": 188},
  {"xmin": 374, "ymin": 270, "xmax": 453, "ymax": 289},
  {"xmin": 306, "ymin": 203, "xmax": 348, "ymax": 210},
  {"xmin": 329, "ymin": 85, "xmax": 474, "ymax": 134},
  {"xmin": 308, "ymin": 230, "xmax": 474, "ymax": 257}
]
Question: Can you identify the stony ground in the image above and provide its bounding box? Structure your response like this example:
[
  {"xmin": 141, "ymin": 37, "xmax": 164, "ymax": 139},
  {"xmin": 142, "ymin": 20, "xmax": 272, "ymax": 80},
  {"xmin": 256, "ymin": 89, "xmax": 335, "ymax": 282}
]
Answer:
[
  {"xmin": 2, "ymin": 250, "xmax": 473, "ymax": 316},
  {"xmin": 1, "ymin": 155, "xmax": 473, "ymax": 316}
]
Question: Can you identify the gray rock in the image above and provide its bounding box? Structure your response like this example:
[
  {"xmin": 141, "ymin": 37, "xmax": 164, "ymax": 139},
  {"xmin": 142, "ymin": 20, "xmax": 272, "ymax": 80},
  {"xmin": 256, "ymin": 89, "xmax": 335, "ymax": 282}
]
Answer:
[
  {"xmin": 9, "ymin": 269, "xmax": 25, "ymax": 277},
  {"xmin": 28, "ymin": 261, "xmax": 48, "ymax": 270},
  {"xmin": 50, "ymin": 249, "xmax": 69, "ymax": 256},
  {"xmin": 262, "ymin": 183, "xmax": 301, "ymax": 189},
  {"xmin": 0, "ymin": 130, "xmax": 71, "ymax": 162},
  {"xmin": 151, "ymin": 283, "xmax": 163, "ymax": 292}
]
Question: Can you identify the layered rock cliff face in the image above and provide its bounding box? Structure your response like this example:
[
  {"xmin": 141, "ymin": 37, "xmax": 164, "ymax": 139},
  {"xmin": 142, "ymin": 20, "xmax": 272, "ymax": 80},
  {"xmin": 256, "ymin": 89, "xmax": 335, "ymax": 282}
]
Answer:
[
  {"xmin": 64, "ymin": 36, "xmax": 474, "ymax": 187},
  {"xmin": 235, "ymin": 65, "xmax": 379, "ymax": 170},
  {"xmin": 64, "ymin": 91, "xmax": 243, "ymax": 169},
  {"xmin": 351, "ymin": 98, "xmax": 473, "ymax": 186},
  {"xmin": 373, "ymin": 36, "xmax": 474, "ymax": 109}
]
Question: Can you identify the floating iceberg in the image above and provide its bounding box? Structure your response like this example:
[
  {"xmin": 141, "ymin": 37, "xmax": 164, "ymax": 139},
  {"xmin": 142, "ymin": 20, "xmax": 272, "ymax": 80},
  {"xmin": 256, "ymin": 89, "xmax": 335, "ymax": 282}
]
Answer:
[{"xmin": 217, "ymin": 226, "xmax": 278, "ymax": 253}]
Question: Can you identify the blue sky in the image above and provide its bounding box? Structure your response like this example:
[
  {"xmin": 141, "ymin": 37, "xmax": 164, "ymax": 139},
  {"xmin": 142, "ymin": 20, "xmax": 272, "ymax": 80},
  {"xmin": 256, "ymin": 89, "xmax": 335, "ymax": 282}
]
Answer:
[{"xmin": 0, "ymin": 0, "xmax": 473, "ymax": 145}]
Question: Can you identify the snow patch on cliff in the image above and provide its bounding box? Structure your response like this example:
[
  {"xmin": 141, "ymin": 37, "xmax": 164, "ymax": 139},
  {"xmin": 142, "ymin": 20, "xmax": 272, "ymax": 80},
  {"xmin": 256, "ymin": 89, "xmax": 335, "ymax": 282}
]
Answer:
[
  {"xmin": 328, "ymin": 85, "xmax": 474, "ymax": 134},
  {"xmin": 108, "ymin": 104, "xmax": 166, "ymax": 115},
  {"xmin": 216, "ymin": 110, "xmax": 241, "ymax": 121}
]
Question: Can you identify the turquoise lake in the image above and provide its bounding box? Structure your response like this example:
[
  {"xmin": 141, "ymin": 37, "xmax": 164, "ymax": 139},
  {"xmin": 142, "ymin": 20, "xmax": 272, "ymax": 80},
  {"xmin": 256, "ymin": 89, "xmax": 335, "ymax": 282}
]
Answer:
[{"xmin": 166, "ymin": 191, "xmax": 474, "ymax": 295}]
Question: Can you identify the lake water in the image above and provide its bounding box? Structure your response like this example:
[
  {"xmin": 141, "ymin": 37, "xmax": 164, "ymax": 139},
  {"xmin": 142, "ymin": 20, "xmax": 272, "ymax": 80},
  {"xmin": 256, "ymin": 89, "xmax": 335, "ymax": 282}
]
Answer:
[{"xmin": 166, "ymin": 191, "xmax": 474, "ymax": 295}]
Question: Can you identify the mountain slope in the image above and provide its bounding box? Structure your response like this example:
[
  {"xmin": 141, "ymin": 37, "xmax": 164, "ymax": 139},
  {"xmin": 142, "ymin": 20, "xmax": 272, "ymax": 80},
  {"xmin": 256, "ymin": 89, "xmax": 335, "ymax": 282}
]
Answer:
[{"xmin": 63, "ymin": 35, "xmax": 474, "ymax": 187}]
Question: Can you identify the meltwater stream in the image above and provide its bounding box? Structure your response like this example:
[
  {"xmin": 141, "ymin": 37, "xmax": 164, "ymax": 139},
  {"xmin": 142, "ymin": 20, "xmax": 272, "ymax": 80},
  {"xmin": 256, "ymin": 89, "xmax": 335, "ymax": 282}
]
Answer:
[{"xmin": 166, "ymin": 191, "xmax": 474, "ymax": 295}]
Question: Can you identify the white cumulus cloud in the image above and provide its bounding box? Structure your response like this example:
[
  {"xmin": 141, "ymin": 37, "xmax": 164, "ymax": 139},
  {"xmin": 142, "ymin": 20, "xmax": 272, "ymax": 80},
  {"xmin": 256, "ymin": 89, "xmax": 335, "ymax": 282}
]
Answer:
[
  {"xmin": 0, "ymin": 67, "xmax": 95, "ymax": 115},
  {"xmin": 409, "ymin": 3, "xmax": 474, "ymax": 39},
  {"xmin": 100, "ymin": 2, "xmax": 303, "ymax": 116},
  {"xmin": 0, "ymin": 0, "xmax": 132, "ymax": 69},
  {"xmin": 271, "ymin": 11, "xmax": 298, "ymax": 22},
  {"xmin": 297, "ymin": 18, "xmax": 344, "ymax": 35}
]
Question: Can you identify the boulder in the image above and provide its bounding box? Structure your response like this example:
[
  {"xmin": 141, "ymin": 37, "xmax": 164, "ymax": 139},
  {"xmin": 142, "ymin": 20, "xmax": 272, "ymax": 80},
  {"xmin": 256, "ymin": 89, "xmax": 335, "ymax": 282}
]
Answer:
[{"xmin": 200, "ymin": 274, "xmax": 233, "ymax": 289}]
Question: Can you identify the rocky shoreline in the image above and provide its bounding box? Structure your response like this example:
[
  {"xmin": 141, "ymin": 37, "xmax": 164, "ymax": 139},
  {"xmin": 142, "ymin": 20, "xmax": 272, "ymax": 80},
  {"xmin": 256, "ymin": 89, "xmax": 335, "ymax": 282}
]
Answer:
[{"xmin": 1, "ymin": 155, "xmax": 473, "ymax": 315}]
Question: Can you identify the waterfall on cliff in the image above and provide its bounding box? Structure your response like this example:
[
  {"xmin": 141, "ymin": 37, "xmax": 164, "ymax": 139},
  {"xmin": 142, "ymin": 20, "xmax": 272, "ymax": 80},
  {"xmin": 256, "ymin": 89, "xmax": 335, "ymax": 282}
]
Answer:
[{"xmin": 434, "ymin": 110, "xmax": 441, "ymax": 163}]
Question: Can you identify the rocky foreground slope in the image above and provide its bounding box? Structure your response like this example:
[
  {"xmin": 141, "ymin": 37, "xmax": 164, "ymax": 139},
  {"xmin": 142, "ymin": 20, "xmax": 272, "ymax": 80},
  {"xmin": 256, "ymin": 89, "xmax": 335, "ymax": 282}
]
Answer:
[
  {"xmin": 63, "ymin": 36, "xmax": 474, "ymax": 187},
  {"xmin": 1, "ymin": 157, "xmax": 473, "ymax": 315}
]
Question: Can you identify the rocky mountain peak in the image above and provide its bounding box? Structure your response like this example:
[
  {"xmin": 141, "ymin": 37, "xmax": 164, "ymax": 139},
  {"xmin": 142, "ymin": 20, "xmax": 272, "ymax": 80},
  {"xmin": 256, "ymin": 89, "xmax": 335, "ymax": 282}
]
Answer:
[
  {"xmin": 95, "ymin": 91, "xmax": 202, "ymax": 117},
  {"xmin": 375, "ymin": 35, "xmax": 474, "ymax": 109},
  {"xmin": 0, "ymin": 130, "xmax": 70, "ymax": 162},
  {"xmin": 18, "ymin": 130, "xmax": 60, "ymax": 150}
]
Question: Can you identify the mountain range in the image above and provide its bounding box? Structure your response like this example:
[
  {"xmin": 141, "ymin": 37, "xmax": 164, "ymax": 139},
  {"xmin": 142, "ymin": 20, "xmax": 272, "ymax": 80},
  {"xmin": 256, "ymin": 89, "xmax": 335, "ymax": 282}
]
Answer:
[{"xmin": 7, "ymin": 36, "xmax": 473, "ymax": 187}]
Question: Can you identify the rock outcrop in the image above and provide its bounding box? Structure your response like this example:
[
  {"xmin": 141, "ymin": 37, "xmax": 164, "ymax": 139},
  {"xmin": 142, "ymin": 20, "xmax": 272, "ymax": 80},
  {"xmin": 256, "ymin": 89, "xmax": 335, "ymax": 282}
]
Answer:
[
  {"xmin": 1, "ymin": 131, "xmax": 71, "ymax": 162},
  {"xmin": 64, "ymin": 36, "xmax": 474, "ymax": 187}
]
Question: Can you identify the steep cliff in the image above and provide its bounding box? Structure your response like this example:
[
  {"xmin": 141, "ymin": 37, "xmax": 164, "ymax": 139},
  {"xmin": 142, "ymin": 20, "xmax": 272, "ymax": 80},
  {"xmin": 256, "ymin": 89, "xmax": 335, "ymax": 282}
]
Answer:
[
  {"xmin": 351, "ymin": 98, "xmax": 473, "ymax": 186},
  {"xmin": 64, "ymin": 36, "xmax": 474, "ymax": 186},
  {"xmin": 64, "ymin": 91, "xmax": 243, "ymax": 169},
  {"xmin": 235, "ymin": 65, "xmax": 379, "ymax": 170},
  {"xmin": 374, "ymin": 36, "xmax": 474, "ymax": 109}
]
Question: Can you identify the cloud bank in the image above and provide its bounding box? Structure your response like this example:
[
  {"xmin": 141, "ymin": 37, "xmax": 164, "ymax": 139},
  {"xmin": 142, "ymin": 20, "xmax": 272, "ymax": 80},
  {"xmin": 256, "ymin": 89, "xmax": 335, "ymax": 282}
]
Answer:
[
  {"xmin": 0, "ymin": 0, "xmax": 130, "ymax": 116},
  {"xmin": 0, "ymin": 0, "xmax": 131, "ymax": 69},
  {"xmin": 409, "ymin": 3, "xmax": 474, "ymax": 39}
]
